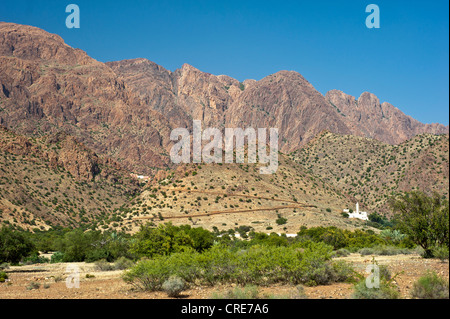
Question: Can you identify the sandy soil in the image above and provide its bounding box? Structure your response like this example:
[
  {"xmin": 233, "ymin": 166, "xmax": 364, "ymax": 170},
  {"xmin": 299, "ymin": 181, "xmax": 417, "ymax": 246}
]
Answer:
[{"xmin": 0, "ymin": 254, "xmax": 448, "ymax": 299}]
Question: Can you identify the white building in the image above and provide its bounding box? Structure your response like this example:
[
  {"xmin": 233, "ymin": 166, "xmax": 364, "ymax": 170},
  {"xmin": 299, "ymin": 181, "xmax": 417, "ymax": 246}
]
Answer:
[{"xmin": 343, "ymin": 203, "xmax": 369, "ymax": 221}]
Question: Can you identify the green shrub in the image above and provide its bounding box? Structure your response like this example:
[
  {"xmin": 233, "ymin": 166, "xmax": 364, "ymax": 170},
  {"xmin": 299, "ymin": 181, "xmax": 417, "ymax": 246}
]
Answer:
[
  {"xmin": 0, "ymin": 271, "xmax": 8, "ymax": 282},
  {"xmin": 22, "ymin": 252, "xmax": 50, "ymax": 265},
  {"xmin": 162, "ymin": 276, "xmax": 187, "ymax": 298},
  {"xmin": 95, "ymin": 259, "xmax": 115, "ymax": 271},
  {"xmin": 332, "ymin": 248, "xmax": 351, "ymax": 257},
  {"xmin": 0, "ymin": 262, "xmax": 9, "ymax": 271},
  {"xmin": 352, "ymin": 279, "xmax": 400, "ymax": 299},
  {"xmin": 211, "ymin": 285, "xmax": 260, "ymax": 299},
  {"xmin": 351, "ymin": 259, "xmax": 399, "ymax": 299},
  {"xmin": 358, "ymin": 246, "xmax": 415, "ymax": 256},
  {"xmin": 432, "ymin": 246, "xmax": 449, "ymax": 261},
  {"xmin": 129, "ymin": 223, "xmax": 195, "ymax": 258},
  {"xmin": 276, "ymin": 217, "xmax": 287, "ymax": 225},
  {"xmin": 114, "ymin": 257, "xmax": 135, "ymax": 270},
  {"xmin": 50, "ymin": 252, "xmax": 64, "ymax": 263},
  {"xmin": 26, "ymin": 281, "xmax": 41, "ymax": 290},
  {"xmin": 297, "ymin": 226, "xmax": 386, "ymax": 250},
  {"xmin": 0, "ymin": 226, "xmax": 36, "ymax": 264},
  {"xmin": 123, "ymin": 242, "xmax": 354, "ymax": 291},
  {"xmin": 410, "ymin": 271, "xmax": 449, "ymax": 299}
]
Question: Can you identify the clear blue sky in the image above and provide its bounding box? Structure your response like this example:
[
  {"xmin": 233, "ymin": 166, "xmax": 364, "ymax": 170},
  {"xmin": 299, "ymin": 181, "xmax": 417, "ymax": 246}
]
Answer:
[{"xmin": 1, "ymin": 0, "xmax": 448, "ymax": 125}]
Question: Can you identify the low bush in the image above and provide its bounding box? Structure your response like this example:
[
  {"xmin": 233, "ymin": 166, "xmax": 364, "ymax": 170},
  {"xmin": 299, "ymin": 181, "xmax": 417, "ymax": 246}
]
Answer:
[
  {"xmin": 410, "ymin": 271, "xmax": 449, "ymax": 299},
  {"xmin": 123, "ymin": 242, "xmax": 355, "ymax": 291},
  {"xmin": 211, "ymin": 285, "xmax": 260, "ymax": 299},
  {"xmin": 351, "ymin": 259, "xmax": 399, "ymax": 299},
  {"xmin": 113, "ymin": 257, "xmax": 134, "ymax": 270},
  {"xmin": 297, "ymin": 226, "xmax": 388, "ymax": 250},
  {"xmin": 162, "ymin": 276, "xmax": 187, "ymax": 298},
  {"xmin": 0, "ymin": 271, "xmax": 8, "ymax": 282},
  {"xmin": 0, "ymin": 262, "xmax": 9, "ymax": 271},
  {"xmin": 432, "ymin": 246, "xmax": 449, "ymax": 262},
  {"xmin": 95, "ymin": 259, "xmax": 115, "ymax": 271},
  {"xmin": 26, "ymin": 281, "xmax": 40, "ymax": 290},
  {"xmin": 22, "ymin": 253, "xmax": 50, "ymax": 265},
  {"xmin": 352, "ymin": 279, "xmax": 400, "ymax": 299},
  {"xmin": 332, "ymin": 248, "xmax": 351, "ymax": 258},
  {"xmin": 50, "ymin": 252, "xmax": 64, "ymax": 263},
  {"xmin": 358, "ymin": 246, "xmax": 416, "ymax": 256}
]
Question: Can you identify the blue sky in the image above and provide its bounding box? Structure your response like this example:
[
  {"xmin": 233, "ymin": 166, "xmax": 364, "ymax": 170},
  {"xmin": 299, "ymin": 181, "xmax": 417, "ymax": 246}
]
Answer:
[{"xmin": 1, "ymin": 0, "xmax": 448, "ymax": 125}]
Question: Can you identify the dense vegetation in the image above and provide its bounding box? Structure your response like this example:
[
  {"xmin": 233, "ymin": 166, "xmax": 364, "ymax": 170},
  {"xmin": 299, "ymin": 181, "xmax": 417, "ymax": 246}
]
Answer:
[
  {"xmin": 2, "ymin": 189, "xmax": 448, "ymax": 265},
  {"xmin": 390, "ymin": 191, "xmax": 449, "ymax": 258},
  {"xmin": 123, "ymin": 241, "xmax": 355, "ymax": 290}
]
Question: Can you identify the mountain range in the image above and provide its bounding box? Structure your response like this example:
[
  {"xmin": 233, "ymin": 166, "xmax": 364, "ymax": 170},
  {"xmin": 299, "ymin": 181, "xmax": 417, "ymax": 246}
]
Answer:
[
  {"xmin": 0, "ymin": 22, "xmax": 448, "ymax": 231},
  {"xmin": 1, "ymin": 22, "xmax": 447, "ymax": 176}
]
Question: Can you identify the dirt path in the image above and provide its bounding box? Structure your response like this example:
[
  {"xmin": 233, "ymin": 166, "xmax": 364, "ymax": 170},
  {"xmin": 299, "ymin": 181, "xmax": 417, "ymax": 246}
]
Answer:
[
  {"xmin": 158, "ymin": 186, "xmax": 312, "ymax": 205},
  {"xmin": 133, "ymin": 204, "xmax": 315, "ymax": 221},
  {"xmin": 133, "ymin": 186, "xmax": 317, "ymax": 221}
]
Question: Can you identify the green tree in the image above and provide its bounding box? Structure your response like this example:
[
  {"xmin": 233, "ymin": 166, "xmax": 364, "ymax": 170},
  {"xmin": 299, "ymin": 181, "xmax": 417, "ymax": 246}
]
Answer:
[
  {"xmin": 390, "ymin": 191, "xmax": 449, "ymax": 258},
  {"xmin": 0, "ymin": 227, "xmax": 36, "ymax": 264},
  {"xmin": 180, "ymin": 225, "xmax": 214, "ymax": 252},
  {"xmin": 130, "ymin": 223, "xmax": 194, "ymax": 258}
]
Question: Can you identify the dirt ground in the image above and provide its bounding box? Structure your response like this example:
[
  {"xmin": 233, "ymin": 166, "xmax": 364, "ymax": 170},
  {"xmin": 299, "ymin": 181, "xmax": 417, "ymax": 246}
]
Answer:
[{"xmin": 0, "ymin": 254, "xmax": 448, "ymax": 299}]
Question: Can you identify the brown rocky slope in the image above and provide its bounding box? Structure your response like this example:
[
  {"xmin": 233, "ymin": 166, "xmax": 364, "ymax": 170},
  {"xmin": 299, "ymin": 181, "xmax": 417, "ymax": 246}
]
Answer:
[
  {"xmin": 1, "ymin": 22, "xmax": 448, "ymax": 176},
  {"xmin": 0, "ymin": 125, "xmax": 139, "ymax": 229},
  {"xmin": 0, "ymin": 22, "xmax": 172, "ymax": 175}
]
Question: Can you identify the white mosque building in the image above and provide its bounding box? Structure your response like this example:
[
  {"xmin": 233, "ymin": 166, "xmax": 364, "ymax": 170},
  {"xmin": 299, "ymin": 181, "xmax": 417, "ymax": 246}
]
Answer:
[{"xmin": 343, "ymin": 203, "xmax": 369, "ymax": 221}]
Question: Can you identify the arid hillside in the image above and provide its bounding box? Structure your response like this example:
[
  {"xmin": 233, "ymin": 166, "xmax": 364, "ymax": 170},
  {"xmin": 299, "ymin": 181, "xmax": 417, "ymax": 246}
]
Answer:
[
  {"xmin": 290, "ymin": 131, "xmax": 449, "ymax": 215},
  {"xmin": 0, "ymin": 126, "xmax": 139, "ymax": 230},
  {"xmin": 120, "ymin": 153, "xmax": 376, "ymax": 234}
]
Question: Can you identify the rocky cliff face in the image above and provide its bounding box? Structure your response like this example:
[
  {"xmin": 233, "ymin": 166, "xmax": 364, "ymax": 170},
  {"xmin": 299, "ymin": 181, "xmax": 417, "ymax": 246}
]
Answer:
[
  {"xmin": 108, "ymin": 60, "xmax": 353, "ymax": 152},
  {"xmin": 109, "ymin": 58, "xmax": 448, "ymax": 153},
  {"xmin": 0, "ymin": 125, "xmax": 132, "ymax": 183},
  {"xmin": 0, "ymin": 22, "xmax": 172, "ymax": 175},
  {"xmin": 326, "ymin": 90, "xmax": 449, "ymax": 144},
  {"xmin": 0, "ymin": 125, "xmax": 139, "ymax": 228},
  {"xmin": 1, "ymin": 22, "xmax": 448, "ymax": 176}
]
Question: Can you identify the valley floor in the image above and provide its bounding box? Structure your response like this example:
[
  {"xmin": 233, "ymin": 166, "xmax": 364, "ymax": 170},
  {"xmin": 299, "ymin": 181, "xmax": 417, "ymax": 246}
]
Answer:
[{"xmin": 0, "ymin": 254, "xmax": 448, "ymax": 299}]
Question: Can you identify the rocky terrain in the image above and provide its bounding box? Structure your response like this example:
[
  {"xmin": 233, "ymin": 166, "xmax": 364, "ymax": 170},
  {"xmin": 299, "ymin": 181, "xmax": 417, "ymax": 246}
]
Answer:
[
  {"xmin": 326, "ymin": 90, "xmax": 448, "ymax": 144},
  {"xmin": 0, "ymin": 22, "xmax": 446, "ymax": 178},
  {"xmin": 0, "ymin": 126, "xmax": 139, "ymax": 229},
  {"xmin": 122, "ymin": 153, "xmax": 368, "ymax": 234},
  {"xmin": 291, "ymin": 131, "xmax": 449, "ymax": 215},
  {"xmin": 0, "ymin": 22, "xmax": 172, "ymax": 175}
]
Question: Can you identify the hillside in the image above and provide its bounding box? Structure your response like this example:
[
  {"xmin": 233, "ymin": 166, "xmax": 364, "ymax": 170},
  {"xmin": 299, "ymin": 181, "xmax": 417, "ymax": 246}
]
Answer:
[
  {"xmin": 117, "ymin": 153, "xmax": 376, "ymax": 234},
  {"xmin": 290, "ymin": 131, "xmax": 449, "ymax": 215},
  {"xmin": 0, "ymin": 126, "xmax": 139, "ymax": 230}
]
